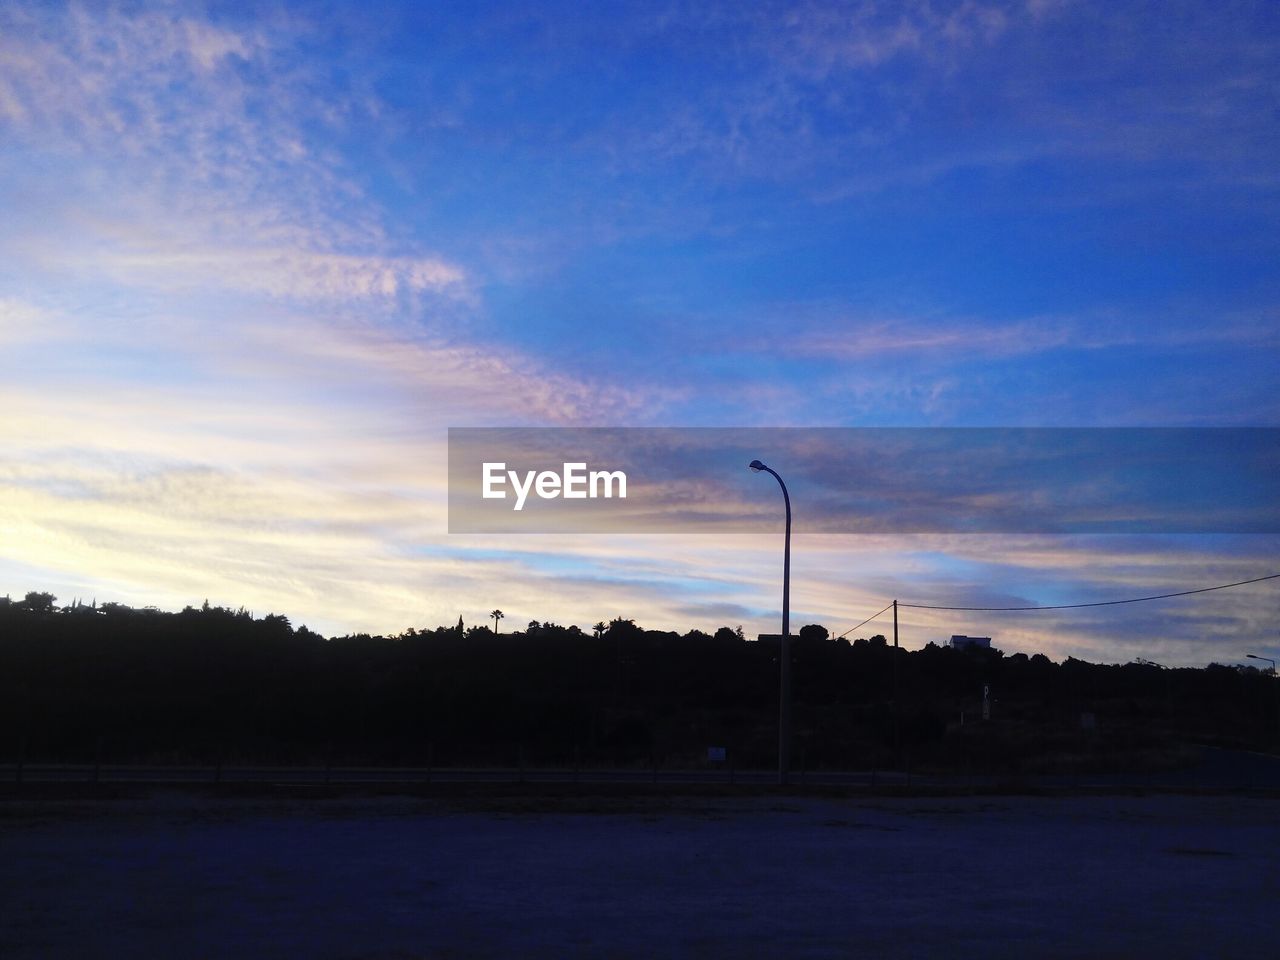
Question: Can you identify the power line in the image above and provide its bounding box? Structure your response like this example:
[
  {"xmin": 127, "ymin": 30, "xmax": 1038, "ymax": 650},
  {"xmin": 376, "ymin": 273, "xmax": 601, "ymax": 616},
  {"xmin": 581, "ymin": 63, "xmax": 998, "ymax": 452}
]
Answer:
[
  {"xmin": 837, "ymin": 572, "xmax": 1280, "ymax": 638},
  {"xmin": 837, "ymin": 601, "xmax": 894, "ymax": 639},
  {"xmin": 897, "ymin": 572, "xmax": 1280, "ymax": 612}
]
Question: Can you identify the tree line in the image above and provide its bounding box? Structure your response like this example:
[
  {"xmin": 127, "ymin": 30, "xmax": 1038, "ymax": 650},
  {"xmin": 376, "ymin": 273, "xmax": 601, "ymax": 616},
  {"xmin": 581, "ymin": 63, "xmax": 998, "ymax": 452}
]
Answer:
[{"xmin": 1, "ymin": 592, "xmax": 1277, "ymax": 772}]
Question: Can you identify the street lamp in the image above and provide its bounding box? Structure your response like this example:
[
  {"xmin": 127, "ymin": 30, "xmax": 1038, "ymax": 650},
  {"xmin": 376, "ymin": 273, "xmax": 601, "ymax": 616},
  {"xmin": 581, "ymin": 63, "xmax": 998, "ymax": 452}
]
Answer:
[
  {"xmin": 750, "ymin": 459, "xmax": 791, "ymax": 784},
  {"xmin": 1245, "ymin": 655, "xmax": 1280, "ymax": 746}
]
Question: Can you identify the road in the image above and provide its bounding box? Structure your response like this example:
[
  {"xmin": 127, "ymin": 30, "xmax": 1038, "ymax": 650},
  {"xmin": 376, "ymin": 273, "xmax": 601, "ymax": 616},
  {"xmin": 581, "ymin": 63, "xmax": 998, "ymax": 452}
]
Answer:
[{"xmin": 4, "ymin": 746, "xmax": 1279, "ymax": 792}]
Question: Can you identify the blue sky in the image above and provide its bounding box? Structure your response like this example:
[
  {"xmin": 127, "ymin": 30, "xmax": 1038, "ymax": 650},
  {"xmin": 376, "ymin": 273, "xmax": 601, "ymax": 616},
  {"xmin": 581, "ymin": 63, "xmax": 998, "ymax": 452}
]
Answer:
[{"xmin": 1, "ymin": 0, "xmax": 1277, "ymax": 663}]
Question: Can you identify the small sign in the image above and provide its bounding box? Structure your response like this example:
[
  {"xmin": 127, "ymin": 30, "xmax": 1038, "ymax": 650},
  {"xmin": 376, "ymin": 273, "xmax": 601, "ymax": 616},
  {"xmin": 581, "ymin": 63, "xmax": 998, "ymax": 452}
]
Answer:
[{"xmin": 707, "ymin": 746, "xmax": 727, "ymax": 762}]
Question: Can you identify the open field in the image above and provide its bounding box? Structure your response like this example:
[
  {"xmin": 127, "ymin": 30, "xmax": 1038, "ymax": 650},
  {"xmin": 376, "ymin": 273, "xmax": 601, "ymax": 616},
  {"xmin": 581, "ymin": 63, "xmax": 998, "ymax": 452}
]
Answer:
[{"xmin": 2, "ymin": 791, "xmax": 1277, "ymax": 959}]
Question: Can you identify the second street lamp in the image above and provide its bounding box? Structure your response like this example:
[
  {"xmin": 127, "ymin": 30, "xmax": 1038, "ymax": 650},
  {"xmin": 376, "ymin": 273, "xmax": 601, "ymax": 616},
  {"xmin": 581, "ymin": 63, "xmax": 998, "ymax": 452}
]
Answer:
[{"xmin": 750, "ymin": 459, "xmax": 791, "ymax": 785}]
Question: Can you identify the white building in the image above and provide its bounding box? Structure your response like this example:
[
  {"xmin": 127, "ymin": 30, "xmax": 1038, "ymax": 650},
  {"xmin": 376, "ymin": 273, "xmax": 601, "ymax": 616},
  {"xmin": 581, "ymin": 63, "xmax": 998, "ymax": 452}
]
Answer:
[{"xmin": 950, "ymin": 634, "xmax": 992, "ymax": 650}]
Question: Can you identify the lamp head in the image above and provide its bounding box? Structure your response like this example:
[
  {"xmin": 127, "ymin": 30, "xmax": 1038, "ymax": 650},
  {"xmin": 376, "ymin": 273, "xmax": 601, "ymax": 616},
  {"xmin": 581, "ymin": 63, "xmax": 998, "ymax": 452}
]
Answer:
[{"xmin": 749, "ymin": 459, "xmax": 766, "ymax": 473}]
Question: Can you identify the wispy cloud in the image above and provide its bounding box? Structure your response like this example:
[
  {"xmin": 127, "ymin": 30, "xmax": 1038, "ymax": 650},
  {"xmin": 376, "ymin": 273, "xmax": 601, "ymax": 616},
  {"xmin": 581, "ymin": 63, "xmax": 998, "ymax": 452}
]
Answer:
[
  {"xmin": 68, "ymin": 246, "xmax": 469, "ymax": 304},
  {"xmin": 741, "ymin": 307, "xmax": 1280, "ymax": 362},
  {"xmin": 1, "ymin": 4, "xmax": 317, "ymax": 184},
  {"xmin": 0, "ymin": 2, "xmax": 391, "ymax": 267},
  {"xmin": 566, "ymin": 0, "xmax": 1280, "ymax": 204},
  {"xmin": 0, "ymin": 298, "xmax": 60, "ymax": 348},
  {"xmin": 560, "ymin": 1, "xmax": 1065, "ymax": 180}
]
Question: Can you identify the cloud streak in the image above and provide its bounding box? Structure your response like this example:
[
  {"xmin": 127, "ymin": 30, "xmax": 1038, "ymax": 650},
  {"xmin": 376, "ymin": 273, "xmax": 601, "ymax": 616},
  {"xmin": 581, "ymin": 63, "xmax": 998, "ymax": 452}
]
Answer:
[{"xmin": 74, "ymin": 247, "xmax": 469, "ymax": 304}]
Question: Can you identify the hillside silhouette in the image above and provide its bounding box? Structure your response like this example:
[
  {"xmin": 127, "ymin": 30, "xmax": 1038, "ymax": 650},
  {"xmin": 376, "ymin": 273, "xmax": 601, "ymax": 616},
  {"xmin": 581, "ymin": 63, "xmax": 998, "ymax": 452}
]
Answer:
[{"xmin": 2, "ymin": 592, "xmax": 1277, "ymax": 773}]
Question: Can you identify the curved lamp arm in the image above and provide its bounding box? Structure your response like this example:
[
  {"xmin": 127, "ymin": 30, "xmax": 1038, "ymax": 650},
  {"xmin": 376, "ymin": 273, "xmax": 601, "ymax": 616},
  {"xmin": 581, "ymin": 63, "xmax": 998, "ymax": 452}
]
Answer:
[{"xmin": 750, "ymin": 459, "xmax": 791, "ymax": 783}]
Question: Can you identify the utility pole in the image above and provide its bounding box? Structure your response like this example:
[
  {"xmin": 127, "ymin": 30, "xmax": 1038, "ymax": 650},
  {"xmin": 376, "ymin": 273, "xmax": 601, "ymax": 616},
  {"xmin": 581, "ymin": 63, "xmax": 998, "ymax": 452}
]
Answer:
[{"xmin": 893, "ymin": 599, "xmax": 900, "ymax": 765}]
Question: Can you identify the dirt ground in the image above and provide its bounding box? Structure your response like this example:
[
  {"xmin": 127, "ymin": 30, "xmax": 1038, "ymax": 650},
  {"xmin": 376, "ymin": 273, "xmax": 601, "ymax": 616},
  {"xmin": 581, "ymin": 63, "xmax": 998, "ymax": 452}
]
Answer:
[{"xmin": 2, "ymin": 792, "xmax": 1277, "ymax": 958}]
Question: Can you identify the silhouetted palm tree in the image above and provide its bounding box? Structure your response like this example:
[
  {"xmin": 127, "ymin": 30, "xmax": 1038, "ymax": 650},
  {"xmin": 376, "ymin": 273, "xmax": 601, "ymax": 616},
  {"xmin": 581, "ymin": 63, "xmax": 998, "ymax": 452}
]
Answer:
[{"xmin": 491, "ymin": 609, "xmax": 504, "ymax": 635}]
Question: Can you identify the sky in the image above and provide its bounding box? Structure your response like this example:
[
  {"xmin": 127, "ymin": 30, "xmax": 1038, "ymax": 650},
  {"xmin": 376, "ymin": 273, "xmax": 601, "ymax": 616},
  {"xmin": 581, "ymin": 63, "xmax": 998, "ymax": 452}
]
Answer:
[{"xmin": 1, "ymin": 0, "xmax": 1278, "ymax": 665}]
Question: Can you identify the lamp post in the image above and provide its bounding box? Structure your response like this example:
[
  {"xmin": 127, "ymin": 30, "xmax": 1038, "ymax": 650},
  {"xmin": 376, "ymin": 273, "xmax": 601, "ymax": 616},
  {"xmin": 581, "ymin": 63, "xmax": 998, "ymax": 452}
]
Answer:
[
  {"xmin": 750, "ymin": 459, "xmax": 791, "ymax": 784},
  {"xmin": 1245, "ymin": 655, "xmax": 1279, "ymax": 745}
]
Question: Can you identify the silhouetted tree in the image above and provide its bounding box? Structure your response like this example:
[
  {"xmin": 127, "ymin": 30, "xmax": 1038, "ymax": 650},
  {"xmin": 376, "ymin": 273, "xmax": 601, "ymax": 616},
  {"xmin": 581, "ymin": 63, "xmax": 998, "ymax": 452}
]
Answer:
[{"xmin": 21, "ymin": 591, "xmax": 56, "ymax": 613}]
